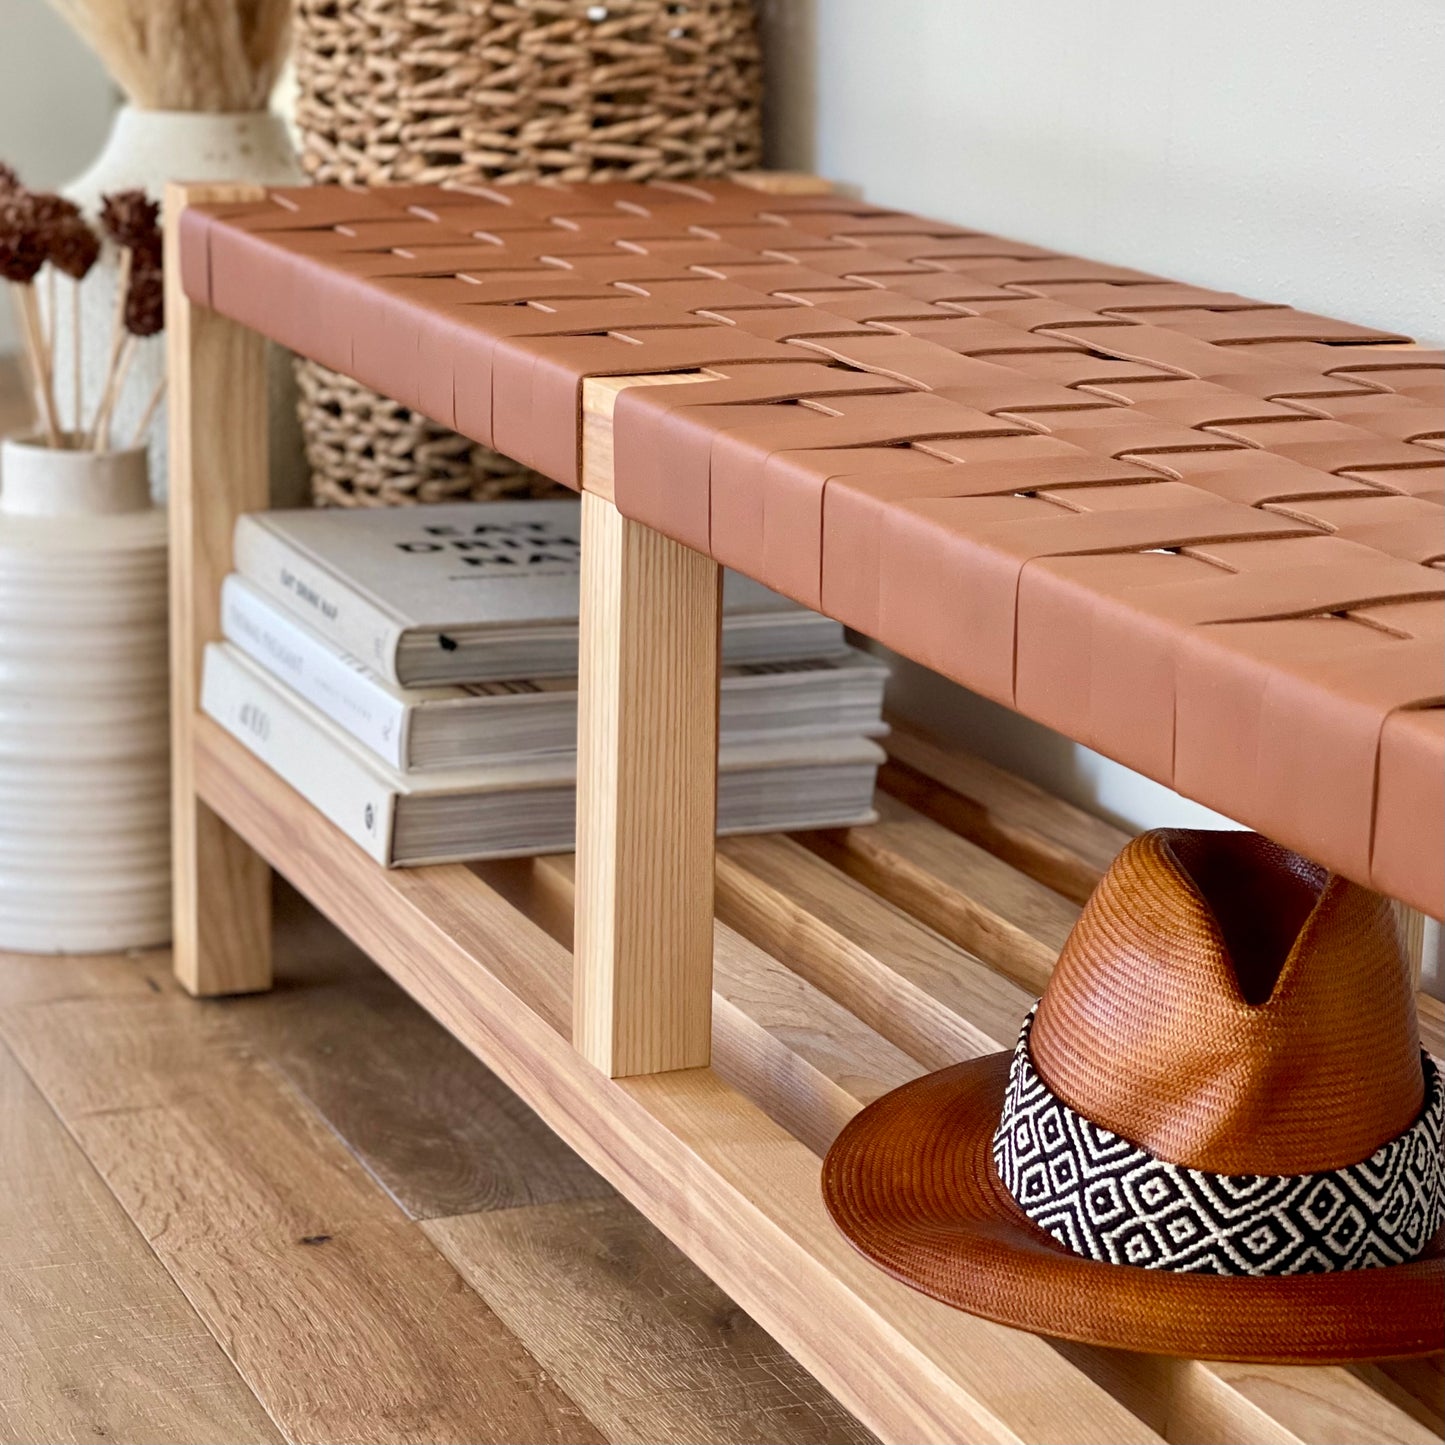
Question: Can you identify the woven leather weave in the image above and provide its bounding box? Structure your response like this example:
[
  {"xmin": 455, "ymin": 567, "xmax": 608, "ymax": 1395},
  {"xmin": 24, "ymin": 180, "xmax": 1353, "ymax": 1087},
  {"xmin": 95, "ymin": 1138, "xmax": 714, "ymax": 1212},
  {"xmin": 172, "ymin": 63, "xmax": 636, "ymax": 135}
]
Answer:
[{"xmin": 178, "ymin": 181, "xmax": 1445, "ymax": 913}]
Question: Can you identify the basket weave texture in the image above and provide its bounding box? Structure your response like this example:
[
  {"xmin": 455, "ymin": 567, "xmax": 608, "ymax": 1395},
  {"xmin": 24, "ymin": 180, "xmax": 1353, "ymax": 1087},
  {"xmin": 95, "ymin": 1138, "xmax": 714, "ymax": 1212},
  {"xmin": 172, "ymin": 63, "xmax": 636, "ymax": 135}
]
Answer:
[{"xmin": 293, "ymin": 0, "xmax": 763, "ymax": 506}]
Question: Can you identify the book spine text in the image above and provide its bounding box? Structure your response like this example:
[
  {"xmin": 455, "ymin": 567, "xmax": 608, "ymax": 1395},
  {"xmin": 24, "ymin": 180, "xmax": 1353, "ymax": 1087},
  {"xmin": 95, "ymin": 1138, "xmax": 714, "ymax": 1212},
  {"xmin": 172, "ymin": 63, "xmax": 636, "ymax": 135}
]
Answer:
[
  {"xmin": 233, "ymin": 518, "xmax": 408, "ymax": 683},
  {"xmin": 201, "ymin": 643, "xmax": 397, "ymax": 865},
  {"xmin": 220, "ymin": 576, "xmax": 410, "ymax": 770}
]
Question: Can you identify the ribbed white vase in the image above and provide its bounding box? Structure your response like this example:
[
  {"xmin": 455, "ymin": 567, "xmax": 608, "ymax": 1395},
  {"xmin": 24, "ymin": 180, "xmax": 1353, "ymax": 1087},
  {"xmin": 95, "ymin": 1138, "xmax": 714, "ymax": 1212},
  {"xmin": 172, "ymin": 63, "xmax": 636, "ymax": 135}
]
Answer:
[{"xmin": 0, "ymin": 438, "xmax": 170, "ymax": 952}]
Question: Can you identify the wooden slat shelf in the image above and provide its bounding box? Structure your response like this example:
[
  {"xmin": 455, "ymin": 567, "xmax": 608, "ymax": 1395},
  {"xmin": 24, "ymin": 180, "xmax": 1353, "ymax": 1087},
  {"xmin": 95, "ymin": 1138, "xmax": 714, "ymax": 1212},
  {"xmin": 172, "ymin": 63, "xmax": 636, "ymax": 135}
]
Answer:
[{"xmin": 193, "ymin": 712, "xmax": 1442, "ymax": 1445}]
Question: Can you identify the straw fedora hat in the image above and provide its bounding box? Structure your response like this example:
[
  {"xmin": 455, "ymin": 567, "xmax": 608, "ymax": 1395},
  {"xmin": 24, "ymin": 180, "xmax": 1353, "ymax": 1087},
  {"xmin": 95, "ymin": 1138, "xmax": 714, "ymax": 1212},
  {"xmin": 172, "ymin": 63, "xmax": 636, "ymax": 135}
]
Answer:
[{"xmin": 823, "ymin": 829, "xmax": 1443, "ymax": 1362}]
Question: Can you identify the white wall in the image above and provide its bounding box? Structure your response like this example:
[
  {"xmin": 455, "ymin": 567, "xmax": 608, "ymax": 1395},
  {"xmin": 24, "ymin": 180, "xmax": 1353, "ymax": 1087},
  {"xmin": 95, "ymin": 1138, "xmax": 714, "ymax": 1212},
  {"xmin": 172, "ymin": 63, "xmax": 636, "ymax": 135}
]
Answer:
[
  {"xmin": 0, "ymin": 3, "xmax": 117, "ymax": 353},
  {"xmin": 761, "ymin": 1, "xmax": 1445, "ymax": 341},
  {"xmin": 759, "ymin": 0, "xmax": 1445, "ymax": 841}
]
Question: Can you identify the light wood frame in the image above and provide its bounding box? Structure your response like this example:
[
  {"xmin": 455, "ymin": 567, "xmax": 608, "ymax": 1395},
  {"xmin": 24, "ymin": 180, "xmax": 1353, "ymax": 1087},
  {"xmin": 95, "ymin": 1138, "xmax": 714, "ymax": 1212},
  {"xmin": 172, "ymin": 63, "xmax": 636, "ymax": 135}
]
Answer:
[
  {"xmin": 574, "ymin": 491, "xmax": 722, "ymax": 1077},
  {"xmin": 166, "ymin": 183, "xmax": 273, "ymax": 997},
  {"xmin": 164, "ymin": 179, "xmax": 1443, "ymax": 1445}
]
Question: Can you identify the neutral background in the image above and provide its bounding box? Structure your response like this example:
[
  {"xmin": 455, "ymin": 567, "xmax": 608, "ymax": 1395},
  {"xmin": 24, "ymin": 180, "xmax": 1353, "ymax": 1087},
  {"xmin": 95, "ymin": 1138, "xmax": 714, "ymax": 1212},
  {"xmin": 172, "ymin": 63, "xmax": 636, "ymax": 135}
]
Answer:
[
  {"xmin": 0, "ymin": 2, "xmax": 114, "ymax": 352},
  {"xmin": 4, "ymin": 0, "xmax": 1442, "ymax": 850}
]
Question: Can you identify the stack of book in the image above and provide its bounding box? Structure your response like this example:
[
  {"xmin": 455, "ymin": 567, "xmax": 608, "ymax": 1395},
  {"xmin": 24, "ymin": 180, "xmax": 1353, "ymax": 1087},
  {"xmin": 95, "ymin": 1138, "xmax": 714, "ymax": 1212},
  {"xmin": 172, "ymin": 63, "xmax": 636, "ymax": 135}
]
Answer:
[{"xmin": 202, "ymin": 500, "xmax": 888, "ymax": 866}]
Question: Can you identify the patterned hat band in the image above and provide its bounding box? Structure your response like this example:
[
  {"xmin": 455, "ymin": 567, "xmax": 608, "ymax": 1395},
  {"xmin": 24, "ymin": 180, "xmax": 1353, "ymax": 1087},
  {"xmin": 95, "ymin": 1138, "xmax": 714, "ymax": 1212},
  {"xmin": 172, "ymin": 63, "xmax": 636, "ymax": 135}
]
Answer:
[{"xmin": 992, "ymin": 1006, "xmax": 1444, "ymax": 1276}]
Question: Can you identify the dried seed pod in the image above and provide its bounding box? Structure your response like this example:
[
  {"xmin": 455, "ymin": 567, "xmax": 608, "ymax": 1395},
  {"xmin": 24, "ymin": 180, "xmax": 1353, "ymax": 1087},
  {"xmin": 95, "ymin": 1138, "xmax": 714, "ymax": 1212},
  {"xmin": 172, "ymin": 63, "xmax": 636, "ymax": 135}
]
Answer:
[
  {"xmin": 31, "ymin": 194, "xmax": 101, "ymax": 280},
  {"xmin": 49, "ymin": 217, "xmax": 102, "ymax": 281},
  {"xmin": 100, "ymin": 188, "xmax": 161, "ymax": 257},
  {"xmin": 124, "ymin": 252, "xmax": 165, "ymax": 337},
  {"xmin": 31, "ymin": 193, "xmax": 81, "ymax": 228},
  {"xmin": 0, "ymin": 192, "xmax": 44, "ymax": 284},
  {"xmin": 49, "ymin": 216, "xmax": 102, "ymax": 280}
]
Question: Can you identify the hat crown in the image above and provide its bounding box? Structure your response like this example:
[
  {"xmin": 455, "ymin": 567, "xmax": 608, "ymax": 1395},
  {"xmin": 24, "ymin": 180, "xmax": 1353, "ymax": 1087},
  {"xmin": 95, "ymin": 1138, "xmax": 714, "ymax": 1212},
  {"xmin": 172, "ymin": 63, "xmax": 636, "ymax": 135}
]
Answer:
[{"xmin": 1030, "ymin": 829, "xmax": 1424, "ymax": 1174}]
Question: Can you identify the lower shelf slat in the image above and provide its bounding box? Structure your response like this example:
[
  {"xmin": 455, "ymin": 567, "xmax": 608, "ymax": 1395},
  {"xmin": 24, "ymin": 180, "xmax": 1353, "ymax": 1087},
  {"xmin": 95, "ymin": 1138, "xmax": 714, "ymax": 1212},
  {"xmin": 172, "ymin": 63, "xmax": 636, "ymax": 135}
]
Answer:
[{"xmin": 193, "ymin": 711, "xmax": 1441, "ymax": 1445}]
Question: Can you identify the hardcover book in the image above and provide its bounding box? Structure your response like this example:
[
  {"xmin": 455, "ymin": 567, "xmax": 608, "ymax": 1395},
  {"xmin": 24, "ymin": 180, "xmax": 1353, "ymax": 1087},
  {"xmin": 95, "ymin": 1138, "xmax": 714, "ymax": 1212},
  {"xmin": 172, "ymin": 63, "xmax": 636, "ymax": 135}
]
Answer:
[
  {"xmin": 202, "ymin": 644, "xmax": 883, "ymax": 867},
  {"xmin": 234, "ymin": 499, "xmax": 847, "ymax": 686},
  {"xmin": 221, "ymin": 573, "xmax": 890, "ymax": 772}
]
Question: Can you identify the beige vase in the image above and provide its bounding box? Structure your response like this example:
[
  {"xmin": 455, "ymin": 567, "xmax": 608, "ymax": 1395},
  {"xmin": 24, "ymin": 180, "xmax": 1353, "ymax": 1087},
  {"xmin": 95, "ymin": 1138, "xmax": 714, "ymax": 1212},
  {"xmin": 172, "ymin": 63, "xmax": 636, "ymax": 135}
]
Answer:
[{"xmin": 0, "ymin": 437, "xmax": 170, "ymax": 952}]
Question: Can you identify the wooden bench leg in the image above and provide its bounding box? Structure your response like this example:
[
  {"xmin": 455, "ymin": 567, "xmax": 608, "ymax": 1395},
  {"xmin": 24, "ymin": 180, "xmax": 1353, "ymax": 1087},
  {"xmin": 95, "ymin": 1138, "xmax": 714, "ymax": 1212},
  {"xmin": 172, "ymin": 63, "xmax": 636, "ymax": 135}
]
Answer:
[
  {"xmin": 165, "ymin": 182, "xmax": 272, "ymax": 997},
  {"xmin": 573, "ymin": 492, "xmax": 721, "ymax": 1077}
]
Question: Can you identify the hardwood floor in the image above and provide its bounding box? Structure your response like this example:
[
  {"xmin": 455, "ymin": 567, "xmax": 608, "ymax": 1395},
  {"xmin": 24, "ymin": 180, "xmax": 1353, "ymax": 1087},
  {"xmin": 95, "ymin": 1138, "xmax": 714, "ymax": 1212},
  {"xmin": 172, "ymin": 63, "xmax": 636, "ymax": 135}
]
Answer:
[{"xmin": 0, "ymin": 883, "xmax": 872, "ymax": 1445}]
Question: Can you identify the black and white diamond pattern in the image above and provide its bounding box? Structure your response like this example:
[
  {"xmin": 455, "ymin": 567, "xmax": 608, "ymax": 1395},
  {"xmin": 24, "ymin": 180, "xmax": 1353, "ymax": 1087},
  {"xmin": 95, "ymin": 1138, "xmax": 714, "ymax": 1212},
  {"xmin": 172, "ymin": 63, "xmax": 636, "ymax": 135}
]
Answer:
[{"xmin": 992, "ymin": 1006, "xmax": 1444, "ymax": 1276}]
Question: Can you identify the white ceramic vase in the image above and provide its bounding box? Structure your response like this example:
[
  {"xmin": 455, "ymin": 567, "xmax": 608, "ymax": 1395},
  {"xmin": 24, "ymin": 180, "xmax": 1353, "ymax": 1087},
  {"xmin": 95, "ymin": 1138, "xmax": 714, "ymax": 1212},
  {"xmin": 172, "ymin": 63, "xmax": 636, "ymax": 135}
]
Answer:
[
  {"xmin": 0, "ymin": 437, "xmax": 171, "ymax": 952},
  {"xmin": 51, "ymin": 105, "xmax": 308, "ymax": 504}
]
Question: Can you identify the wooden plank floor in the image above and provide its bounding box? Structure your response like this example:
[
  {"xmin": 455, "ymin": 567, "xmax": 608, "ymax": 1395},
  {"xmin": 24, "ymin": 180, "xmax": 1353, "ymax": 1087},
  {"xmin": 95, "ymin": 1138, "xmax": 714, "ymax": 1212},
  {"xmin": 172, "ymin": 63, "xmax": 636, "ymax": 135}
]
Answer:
[{"xmin": 0, "ymin": 887, "xmax": 872, "ymax": 1445}]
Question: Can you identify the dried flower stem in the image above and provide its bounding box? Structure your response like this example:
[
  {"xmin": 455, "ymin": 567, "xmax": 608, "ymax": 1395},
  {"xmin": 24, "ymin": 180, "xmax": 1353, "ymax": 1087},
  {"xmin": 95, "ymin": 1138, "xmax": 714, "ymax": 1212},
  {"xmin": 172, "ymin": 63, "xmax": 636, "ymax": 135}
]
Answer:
[
  {"xmin": 129, "ymin": 374, "xmax": 165, "ymax": 448},
  {"xmin": 6, "ymin": 287, "xmax": 32, "ymax": 394},
  {"xmin": 8, "ymin": 286, "xmax": 48, "ymax": 437},
  {"xmin": 72, "ymin": 279, "xmax": 83, "ymax": 438},
  {"xmin": 87, "ymin": 247, "xmax": 132, "ymax": 449},
  {"xmin": 93, "ymin": 333, "xmax": 137, "ymax": 453},
  {"xmin": 15, "ymin": 285, "xmax": 62, "ymax": 446}
]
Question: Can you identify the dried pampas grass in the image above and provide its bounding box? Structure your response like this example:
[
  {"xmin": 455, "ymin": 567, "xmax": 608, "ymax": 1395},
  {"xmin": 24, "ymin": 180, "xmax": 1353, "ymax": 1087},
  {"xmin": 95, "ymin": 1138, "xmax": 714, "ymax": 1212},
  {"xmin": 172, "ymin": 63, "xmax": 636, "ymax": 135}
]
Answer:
[{"xmin": 46, "ymin": 0, "xmax": 292, "ymax": 112}]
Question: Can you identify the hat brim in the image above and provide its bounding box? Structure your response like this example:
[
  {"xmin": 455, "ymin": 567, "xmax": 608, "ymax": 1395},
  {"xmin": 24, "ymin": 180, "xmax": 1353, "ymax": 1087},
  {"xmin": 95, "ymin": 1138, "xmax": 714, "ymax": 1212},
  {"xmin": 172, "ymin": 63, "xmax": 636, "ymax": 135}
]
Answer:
[{"xmin": 822, "ymin": 1052, "xmax": 1445, "ymax": 1362}]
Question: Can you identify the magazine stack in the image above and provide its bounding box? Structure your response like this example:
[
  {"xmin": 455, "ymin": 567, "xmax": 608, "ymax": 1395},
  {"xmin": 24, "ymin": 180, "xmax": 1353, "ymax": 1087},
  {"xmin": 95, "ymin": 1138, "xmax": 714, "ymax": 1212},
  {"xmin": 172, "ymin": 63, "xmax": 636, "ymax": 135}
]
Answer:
[{"xmin": 202, "ymin": 500, "xmax": 888, "ymax": 866}]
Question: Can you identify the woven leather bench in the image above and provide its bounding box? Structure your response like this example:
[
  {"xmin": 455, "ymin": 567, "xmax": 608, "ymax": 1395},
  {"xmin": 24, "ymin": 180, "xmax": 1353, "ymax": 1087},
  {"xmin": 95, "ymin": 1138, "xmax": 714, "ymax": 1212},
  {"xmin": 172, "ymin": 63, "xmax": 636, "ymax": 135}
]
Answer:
[
  {"xmin": 164, "ymin": 174, "xmax": 1444, "ymax": 1443},
  {"xmin": 178, "ymin": 175, "xmax": 1444, "ymax": 916}
]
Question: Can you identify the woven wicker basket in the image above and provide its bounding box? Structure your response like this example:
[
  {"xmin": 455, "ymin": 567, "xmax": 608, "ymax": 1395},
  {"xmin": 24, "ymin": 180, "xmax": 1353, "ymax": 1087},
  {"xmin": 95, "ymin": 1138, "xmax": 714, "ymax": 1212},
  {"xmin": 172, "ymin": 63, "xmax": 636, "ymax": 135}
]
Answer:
[{"xmin": 293, "ymin": 0, "xmax": 763, "ymax": 507}]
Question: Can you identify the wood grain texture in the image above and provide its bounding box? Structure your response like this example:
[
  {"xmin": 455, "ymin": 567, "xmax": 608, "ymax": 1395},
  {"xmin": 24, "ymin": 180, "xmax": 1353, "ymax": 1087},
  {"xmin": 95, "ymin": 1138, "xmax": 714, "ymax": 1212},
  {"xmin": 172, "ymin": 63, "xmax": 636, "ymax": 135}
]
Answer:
[
  {"xmin": 1393, "ymin": 903, "xmax": 1429, "ymax": 989},
  {"xmin": 0, "ymin": 941, "xmax": 173, "ymax": 1009},
  {"xmin": 1, "ymin": 899, "xmax": 868, "ymax": 1445},
  {"xmin": 717, "ymin": 833, "xmax": 1033, "ymax": 1071},
  {"xmin": 0, "ymin": 1037, "xmax": 281, "ymax": 1445},
  {"xmin": 624, "ymin": 1065, "xmax": 1161, "ymax": 1445},
  {"xmin": 253, "ymin": 972, "xmax": 613, "ymax": 1219},
  {"xmin": 193, "ymin": 716, "xmax": 1163, "ymax": 1445},
  {"xmin": 0, "ymin": 966, "xmax": 602, "ymax": 1445},
  {"xmin": 574, "ymin": 490, "xmax": 722, "ymax": 1077},
  {"xmin": 165, "ymin": 182, "xmax": 272, "ymax": 998},
  {"xmin": 1170, "ymin": 1361, "xmax": 1441, "ymax": 1445},
  {"xmin": 1062, "ymin": 1345, "xmax": 1441, "ymax": 1445},
  {"xmin": 801, "ymin": 793, "xmax": 1075, "ymax": 994},
  {"xmin": 1418, "ymin": 993, "xmax": 1444, "ymax": 1060},
  {"xmin": 260, "ymin": 886, "xmax": 880, "ymax": 1443},
  {"xmin": 882, "ymin": 714, "xmax": 1131, "ymax": 904},
  {"xmin": 428, "ymin": 1197, "xmax": 878, "ymax": 1445},
  {"xmin": 581, "ymin": 371, "xmax": 708, "ymax": 500},
  {"xmin": 1360, "ymin": 1356, "xmax": 1445, "ymax": 1438},
  {"xmin": 730, "ymin": 170, "xmax": 838, "ymax": 196},
  {"xmin": 539, "ymin": 853, "xmax": 920, "ymax": 1155}
]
